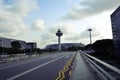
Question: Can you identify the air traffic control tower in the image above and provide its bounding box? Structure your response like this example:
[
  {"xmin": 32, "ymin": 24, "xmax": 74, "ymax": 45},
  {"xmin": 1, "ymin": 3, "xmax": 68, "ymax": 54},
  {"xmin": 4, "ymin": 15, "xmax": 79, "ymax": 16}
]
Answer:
[{"xmin": 56, "ymin": 29, "xmax": 63, "ymax": 51}]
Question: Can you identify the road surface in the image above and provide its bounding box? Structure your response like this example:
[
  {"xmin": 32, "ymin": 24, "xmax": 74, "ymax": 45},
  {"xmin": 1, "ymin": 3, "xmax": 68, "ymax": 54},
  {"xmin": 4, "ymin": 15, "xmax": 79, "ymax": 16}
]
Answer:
[
  {"xmin": 0, "ymin": 52, "xmax": 76, "ymax": 80},
  {"xmin": 0, "ymin": 51, "xmax": 101, "ymax": 80},
  {"xmin": 70, "ymin": 51, "xmax": 99, "ymax": 80}
]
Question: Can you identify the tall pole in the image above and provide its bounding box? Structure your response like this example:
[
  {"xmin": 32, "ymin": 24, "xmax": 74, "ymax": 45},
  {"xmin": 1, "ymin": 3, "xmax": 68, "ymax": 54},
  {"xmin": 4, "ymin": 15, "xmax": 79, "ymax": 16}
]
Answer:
[
  {"xmin": 56, "ymin": 29, "xmax": 63, "ymax": 51},
  {"xmin": 88, "ymin": 28, "xmax": 92, "ymax": 48},
  {"xmin": 58, "ymin": 36, "xmax": 61, "ymax": 51}
]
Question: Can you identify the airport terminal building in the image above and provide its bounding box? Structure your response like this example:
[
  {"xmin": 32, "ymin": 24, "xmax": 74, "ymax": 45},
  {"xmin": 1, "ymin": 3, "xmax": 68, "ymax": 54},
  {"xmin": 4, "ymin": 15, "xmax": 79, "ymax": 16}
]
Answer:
[{"xmin": 111, "ymin": 6, "xmax": 120, "ymax": 59}]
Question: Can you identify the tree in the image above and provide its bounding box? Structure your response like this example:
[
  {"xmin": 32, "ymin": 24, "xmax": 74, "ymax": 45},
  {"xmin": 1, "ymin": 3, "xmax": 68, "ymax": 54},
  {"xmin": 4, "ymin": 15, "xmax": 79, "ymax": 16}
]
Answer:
[
  {"xmin": 11, "ymin": 41, "xmax": 21, "ymax": 49},
  {"xmin": 67, "ymin": 46, "xmax": 77, "ymax": 51},
  {"xmin": 84, "ymin": 44, "xmax": 91, "ymax": 50},
  {"xmin": 10, "ymin": 41, "xmax": 21, "ymax": 54},
  {"xmin": 91, "ymin": 39, "xmax": 115, "ymax": 60}
]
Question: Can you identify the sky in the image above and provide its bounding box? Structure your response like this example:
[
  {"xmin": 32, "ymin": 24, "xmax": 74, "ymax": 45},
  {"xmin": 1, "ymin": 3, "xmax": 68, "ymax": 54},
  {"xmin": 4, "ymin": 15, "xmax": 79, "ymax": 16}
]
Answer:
[{"xmin": 0, "ymin": 0, "xmax": 120, "ymax": 48}]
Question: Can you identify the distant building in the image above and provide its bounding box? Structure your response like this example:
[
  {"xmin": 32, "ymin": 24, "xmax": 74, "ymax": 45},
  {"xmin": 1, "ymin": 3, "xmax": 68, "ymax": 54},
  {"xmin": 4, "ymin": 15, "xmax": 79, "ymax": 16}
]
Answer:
[
  {"xmin": 0, "ymin": 37, "xmax": 26, "ymax": 50},
  {"xmin": 45, "ymin": 43, "xmax": 85, "ymax": 51},
  {"xmin": 26, "ymin": 42, "xmax": 37, "ymax": 52},
  {"xmin": 0, "ymin": 37, "xmax": 38, "ymax": 54},
  {"xmin": 111, "ymin": 6, "xmax": 120, "ymax": 59}
]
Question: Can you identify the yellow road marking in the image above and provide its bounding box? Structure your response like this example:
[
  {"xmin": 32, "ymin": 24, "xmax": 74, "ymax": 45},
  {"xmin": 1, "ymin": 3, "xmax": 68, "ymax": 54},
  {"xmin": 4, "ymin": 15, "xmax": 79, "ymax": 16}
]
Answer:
[{"xmin": 55, "ymin": 54, "xmax": 76, "ymax": 80}]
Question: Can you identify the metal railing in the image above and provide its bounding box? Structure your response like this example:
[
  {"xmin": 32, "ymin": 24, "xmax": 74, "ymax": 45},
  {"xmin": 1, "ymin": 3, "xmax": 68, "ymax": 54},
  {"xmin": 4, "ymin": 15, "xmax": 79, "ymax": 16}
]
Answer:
[{"xmin": 80, "ymin": 51, "xmax": 120, "ymax": 80}]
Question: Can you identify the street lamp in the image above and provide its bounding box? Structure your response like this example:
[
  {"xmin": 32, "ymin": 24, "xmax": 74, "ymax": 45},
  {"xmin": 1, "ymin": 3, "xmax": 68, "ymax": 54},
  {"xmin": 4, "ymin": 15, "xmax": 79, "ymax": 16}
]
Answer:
[
  {"xmin": 56, "ymin": 29, "xmax": 63, "ymax": 51},
  {"xmin": 87, "ymin": 28, "xmax": 92, "ymax": 48}
]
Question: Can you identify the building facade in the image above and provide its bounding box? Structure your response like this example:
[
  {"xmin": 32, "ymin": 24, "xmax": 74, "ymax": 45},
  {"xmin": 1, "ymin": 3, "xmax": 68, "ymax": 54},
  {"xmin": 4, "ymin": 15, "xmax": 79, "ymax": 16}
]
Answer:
[
  {"xmin": 26, "ymin": 42, "xmax": 37, "ymax": 50},
  {"xmin": 0, "ymin": 37, "xmax": 26, "ymax": 50},
  {"xmin": 26, "ymin": 42, "xmax": 37, "ymax": 53},
  {"xmin": 111, "ymin": 6, "xmax": 120, "ymax": 59}
]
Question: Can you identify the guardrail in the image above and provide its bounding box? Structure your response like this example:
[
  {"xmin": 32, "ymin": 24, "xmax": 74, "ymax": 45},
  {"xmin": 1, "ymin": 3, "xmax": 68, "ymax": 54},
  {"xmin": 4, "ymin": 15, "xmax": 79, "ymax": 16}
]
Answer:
[{"xmin": 80, "ymin": 51, "xmax": 120, "ymax": 80}]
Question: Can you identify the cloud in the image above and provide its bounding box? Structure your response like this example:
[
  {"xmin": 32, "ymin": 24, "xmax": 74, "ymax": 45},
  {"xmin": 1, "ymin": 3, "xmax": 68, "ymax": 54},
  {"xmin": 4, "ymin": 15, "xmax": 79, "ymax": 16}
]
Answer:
[
  {"xmin": 30, "ymin": 22, "xmax": 101, "ymax": 47},
  {"xmin": 0, "ymin": 0, "xmax": 39, "ymax": 37},
  {"xmin": 0, "ymin": 11, "xmax": 28, "ymax": 37},
  {"xmin": 64, "ymin": 34, "xmax": 80, "ymax": 41},
  {"xmin": 80, "ymin": 26, "xmax": 100, "ymax": 38},
  {"xmin": 49, "ymin": 23, "xmax": 77, "ymax": 35},
  {"xmin": 9, "ymin": 0, "xmax": 39, "ymax": 17},
  {"xmin": 41, "ymin": 32, "xmax": 56, "ymax": 41},
  {"xmin": 32, "ymin": 22, "xmax": 78, "ymax": 48},
  {"xmin": 31, "ymin": 19, "xmax": 45, "ymax": 31},
  {"xmin": 46, "ymin": 23, "xmax": 82, "ymax": 43},
  {"xmin": 63, "ymin": 26, "xmax": 101, "ymax": 43},
  {"xmin": 65, "ymin": 0, "xmax": 72, "ymax": 4},
  {"xmin": 32, "ymin": 32, "xmax": 57, "ymax": 48},
  {"xmin": 63, "ymin": 0, "xmax": 120, "ymax": 20}
]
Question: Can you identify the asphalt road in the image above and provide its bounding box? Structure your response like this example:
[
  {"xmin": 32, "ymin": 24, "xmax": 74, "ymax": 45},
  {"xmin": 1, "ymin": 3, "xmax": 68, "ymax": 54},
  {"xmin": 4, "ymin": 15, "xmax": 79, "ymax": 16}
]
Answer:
[{"xmin": 0, "ymin": 52, "xmax": 75, "ymax": 80}]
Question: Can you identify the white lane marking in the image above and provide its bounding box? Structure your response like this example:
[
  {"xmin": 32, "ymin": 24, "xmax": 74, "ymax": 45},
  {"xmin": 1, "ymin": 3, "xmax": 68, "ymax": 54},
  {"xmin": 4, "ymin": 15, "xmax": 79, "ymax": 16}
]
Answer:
[
  {"xmin": 0, "ymin": 55, "xmax": 58, "ymax": 70},
  {"xmin": 66, "ymin": 56, "xmax": 69, "ymax": 59},
  {"xmin": 7, "ymin": 54, "xmax": 70, "ymax": 80},
  {"xmin": 0, "ymin": 58, "xmax": 43, "ymax": 70},
  {"xmin": 52, "ymin": 55, "xmax": 58, "ymax": 58}
]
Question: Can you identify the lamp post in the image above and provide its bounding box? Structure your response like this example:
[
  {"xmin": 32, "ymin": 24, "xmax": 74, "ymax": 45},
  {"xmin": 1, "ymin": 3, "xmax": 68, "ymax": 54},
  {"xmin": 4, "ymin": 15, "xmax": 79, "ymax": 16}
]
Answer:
[
  {"xmin": 87, "ymin": 28, "xmax": 92, "ymax": 48},
  {"xmin": 56, "ymin": 29, "xmax": 63, "ymax": 51}
]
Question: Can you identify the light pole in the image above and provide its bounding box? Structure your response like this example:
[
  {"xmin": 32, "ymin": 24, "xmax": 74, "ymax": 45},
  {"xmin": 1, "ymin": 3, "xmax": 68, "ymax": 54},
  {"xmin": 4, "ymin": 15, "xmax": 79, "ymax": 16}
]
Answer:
[
  {"xmin": 56, "ymin": 29, "xmax": 63, "ymax": 51},
  {"xmin": 87, "ymin": 28, "xmax": 92, "ymax": 49}
]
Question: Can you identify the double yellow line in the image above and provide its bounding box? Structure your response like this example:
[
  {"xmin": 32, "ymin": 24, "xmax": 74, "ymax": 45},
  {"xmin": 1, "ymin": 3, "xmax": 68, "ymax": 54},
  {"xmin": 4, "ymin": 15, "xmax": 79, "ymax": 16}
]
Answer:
[{"xmin": 55, "ymin": 54, "xmax": 77, "ymax": 80}]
